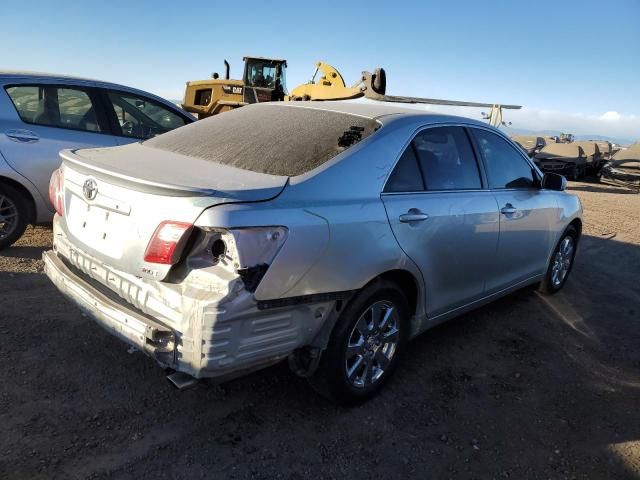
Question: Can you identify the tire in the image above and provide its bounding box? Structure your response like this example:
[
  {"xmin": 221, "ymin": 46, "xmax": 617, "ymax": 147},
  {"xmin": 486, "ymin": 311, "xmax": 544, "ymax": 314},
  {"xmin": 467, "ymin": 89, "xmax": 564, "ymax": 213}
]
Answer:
[
  {"xmin": 0, "ymin": 183, "xmax": 30, "ymax": 250},
  {"xmin": 307, "ymin": 280, "xmax": 410, "ymax": 405},
  {"xmin": 567, "ymin": 165, "xmax": 578, "ymax": 181},
  {"xmin": 538, "ymin": 226, "xmax": 578, "ymax": 295}
]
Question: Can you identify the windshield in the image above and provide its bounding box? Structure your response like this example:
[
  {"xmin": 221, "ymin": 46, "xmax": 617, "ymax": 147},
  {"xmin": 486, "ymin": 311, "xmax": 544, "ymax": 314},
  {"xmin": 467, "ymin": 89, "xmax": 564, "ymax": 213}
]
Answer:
[
  {"xmin": 246, "ymin": 61, "xmax": 279, "ymax": 88},
  {"xmin": 144, "ymin": 104, "xmax": 380, "ymax": 177}
]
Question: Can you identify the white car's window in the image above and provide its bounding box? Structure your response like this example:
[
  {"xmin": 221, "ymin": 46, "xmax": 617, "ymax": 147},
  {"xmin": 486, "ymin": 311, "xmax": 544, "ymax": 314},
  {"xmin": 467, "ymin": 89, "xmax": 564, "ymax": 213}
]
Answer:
[
  {"xmin": 384, "ymin": 147, "xmax": 425, "ymax": 192},
  {"xmin": 5, "ymin": 85, "xmax": 101, "ymax": 133},
  {"xmin": 384, "ymin": 126, "xmax": 481, "ymax": 192},
  {"xmin": 413, "ymin": 127, "xmax": 481, "ymax": 190},
  {"xmin": 472, "ymin": 129, "xmax": 536, "ymax": 189},
  {"xmin": 107, "ymin": 90, "xmax": 186, "ymax": 139}
]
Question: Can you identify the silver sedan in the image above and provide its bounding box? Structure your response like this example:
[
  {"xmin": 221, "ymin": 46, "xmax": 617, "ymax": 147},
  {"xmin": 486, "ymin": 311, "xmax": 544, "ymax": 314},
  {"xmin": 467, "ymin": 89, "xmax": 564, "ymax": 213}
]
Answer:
[
  {"xmin": 0, "ymin": 71, "xmax": 194, "ymax": 249},
  {"xmin": 43, "ymin": 101, "xmax": 582, "ymax": 404}
]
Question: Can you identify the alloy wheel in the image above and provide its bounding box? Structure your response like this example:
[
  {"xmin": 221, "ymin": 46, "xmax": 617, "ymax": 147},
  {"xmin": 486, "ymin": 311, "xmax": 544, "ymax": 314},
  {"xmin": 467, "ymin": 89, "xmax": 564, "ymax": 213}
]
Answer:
[
  {"xmin": 551, "ymin": 236, "xmax": 574, "ymax": 288},
  {"xmin": 344, "ymin": 300, "xmax": 400, "ymax": 389},
  {"xmin": 0, "ymin": 194, "xmax": 19, "ymax": 241}
]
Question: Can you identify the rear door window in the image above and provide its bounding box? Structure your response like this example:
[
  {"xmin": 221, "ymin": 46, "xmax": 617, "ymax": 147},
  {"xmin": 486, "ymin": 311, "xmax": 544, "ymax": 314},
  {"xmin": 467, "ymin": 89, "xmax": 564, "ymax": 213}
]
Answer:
[
  {"xmin": 106, "ymin": 90, "xmax": 187, "ymax": 139},
  {"xmin": 413, "ymin": 127, "xmax": 481, "ymax": 190},
  {"xmin": 471, "ymin": 128, "xmax": 536, "ymax": 189},
  {"xmin": 384, "ymin": 126, "xmax": 482, "ymax": 192},
  {"xmin": 384, "ymin": 147, "xmax": 425, "ymax": 192},
  {"xmin": 5, "ymin": 85, "xmax": 102, "ymax": 132}
]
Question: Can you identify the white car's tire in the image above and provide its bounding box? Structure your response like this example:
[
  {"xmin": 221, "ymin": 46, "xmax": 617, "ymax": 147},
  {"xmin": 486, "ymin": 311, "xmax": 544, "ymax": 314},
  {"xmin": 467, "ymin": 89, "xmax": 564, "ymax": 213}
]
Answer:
[{"xmin": 308, "ymin": 280, "xmax": 409, "ymax": 405}]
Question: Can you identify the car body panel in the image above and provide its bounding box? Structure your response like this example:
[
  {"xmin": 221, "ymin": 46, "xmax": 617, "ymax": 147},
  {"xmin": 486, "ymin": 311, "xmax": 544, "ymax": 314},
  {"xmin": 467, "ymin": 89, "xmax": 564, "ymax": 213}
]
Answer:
[
  {"xmin": 62, "ymin": 142, "xmax": 288, "ymax": 198},
  {"xmin": 487, "ymin": 189, "xmax": 558, "ymax": 292},
  {"xmin": 382, "ymin": 190, "xmax": 499, "ymax": 317}
]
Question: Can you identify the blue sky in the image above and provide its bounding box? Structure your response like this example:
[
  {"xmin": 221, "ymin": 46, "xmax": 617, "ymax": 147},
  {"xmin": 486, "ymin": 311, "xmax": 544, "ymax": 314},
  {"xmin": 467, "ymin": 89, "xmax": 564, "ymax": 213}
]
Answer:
[{"xmin": 1, "ymin": 0, "xmax": 638, "ymax": 140}]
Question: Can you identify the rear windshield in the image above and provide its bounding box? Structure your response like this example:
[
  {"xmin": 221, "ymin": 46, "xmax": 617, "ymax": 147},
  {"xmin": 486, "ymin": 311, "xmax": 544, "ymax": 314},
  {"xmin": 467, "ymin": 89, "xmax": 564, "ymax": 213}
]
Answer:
[{"xmin": 144, "ymin": 104, "xmax": 380, "ymax": 177}]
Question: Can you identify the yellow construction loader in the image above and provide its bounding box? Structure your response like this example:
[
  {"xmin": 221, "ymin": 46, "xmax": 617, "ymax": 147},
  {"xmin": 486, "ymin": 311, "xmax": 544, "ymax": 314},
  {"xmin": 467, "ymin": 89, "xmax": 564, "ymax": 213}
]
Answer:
[
  {"xmin": 183, "ymin": 57, "xmax": 288, "ymax": 118},
  {"xmin": 182, "ymin": 57, "xmax": 520, "ymax": 127}
]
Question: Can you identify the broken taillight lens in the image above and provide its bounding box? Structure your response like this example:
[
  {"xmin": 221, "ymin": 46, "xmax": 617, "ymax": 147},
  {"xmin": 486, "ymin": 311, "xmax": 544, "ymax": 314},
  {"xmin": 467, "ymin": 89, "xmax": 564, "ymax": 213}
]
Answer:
[
  {"xmin": 144, "ymin": 221, "xmax": 193, "ymax": 265},
  {"xmin": 48, "ymin": 168, "xmax": 64, "ymax": 217}
]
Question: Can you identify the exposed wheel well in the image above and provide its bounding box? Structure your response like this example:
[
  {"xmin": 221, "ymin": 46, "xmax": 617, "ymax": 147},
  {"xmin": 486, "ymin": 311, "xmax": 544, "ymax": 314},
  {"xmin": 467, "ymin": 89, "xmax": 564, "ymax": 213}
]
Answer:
[
  {"xmin": 569, "ymin": 218, "xmax": 582, "ymax": 243},
  {"xmin": 569, "ymin": 218, "xmax": 582, "ymax": 237},
  {"xmin": 377, "ymin": 269, "xmax": 419, "ymax": 317},
  {"xmin": 0, "ymin": 176, "xmax": 36, "ymax": 224}
]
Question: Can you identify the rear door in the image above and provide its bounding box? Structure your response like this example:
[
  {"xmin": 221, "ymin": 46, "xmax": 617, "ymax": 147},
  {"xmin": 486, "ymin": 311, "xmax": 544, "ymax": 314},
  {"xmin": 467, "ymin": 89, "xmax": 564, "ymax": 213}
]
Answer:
[
  {"xmin": 469, "ymin": 127, "xmax": 557, "ymax": 292},
  {"xmin": 381, "ymin": 125, "xmax": 500, "ymax": 318},
  {"xmin": 1, "ymin": 83, "xmax": 117, "ymax": 207}
]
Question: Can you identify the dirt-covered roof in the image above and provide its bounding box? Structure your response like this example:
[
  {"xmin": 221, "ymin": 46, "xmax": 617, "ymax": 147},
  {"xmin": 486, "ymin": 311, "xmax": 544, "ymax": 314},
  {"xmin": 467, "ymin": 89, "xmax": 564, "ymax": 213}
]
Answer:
[
  {"xmin": 613, "ymin": 143, "xmax": 640, "ymax": 161},
  {"xmin": 536, "ymin": 143, "xmax": 584, "ymax": 159}
]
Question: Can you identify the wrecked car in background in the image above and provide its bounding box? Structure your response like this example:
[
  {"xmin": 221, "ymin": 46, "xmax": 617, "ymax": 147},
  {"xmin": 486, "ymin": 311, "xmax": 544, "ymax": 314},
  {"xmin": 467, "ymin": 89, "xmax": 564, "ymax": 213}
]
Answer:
[
  {"xmin": 510, "ymin": 135, "xmax": 548, "ymax": 158},
  {"xmin": 43, "ymin": 102, "xmax": 582, "ymax": 404},
  {"xmin": 534, "ymin": 142, "xmax": 587, "ymax": 180},
  {"xmin": 588, "ymin": 139, "xmax": 613, "ymax": 161},
  {"xmin": 600, "ymin": 143, "xmax": 640, "ymax": 190},
  {"xmin": 571, "ymin": 141, "xmax": 606, "ymax": 175}
]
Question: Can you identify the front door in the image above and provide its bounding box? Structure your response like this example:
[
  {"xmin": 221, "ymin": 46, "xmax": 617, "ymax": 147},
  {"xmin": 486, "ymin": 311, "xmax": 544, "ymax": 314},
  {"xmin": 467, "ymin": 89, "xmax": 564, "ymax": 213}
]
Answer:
[
  {"xmin": 381, "ymin": 126, "xmax": 499, "ymax": 318},
  {"xmin": 469, "ymin": 128, "xmax": 556, "ymax": 292},
  {"xmin": 1, "ymin": 84, "xmax": 117, "ymax": 207},
  {"xmin": 101, "ymin": 89, "xmax": 190, "ymax": 145}
]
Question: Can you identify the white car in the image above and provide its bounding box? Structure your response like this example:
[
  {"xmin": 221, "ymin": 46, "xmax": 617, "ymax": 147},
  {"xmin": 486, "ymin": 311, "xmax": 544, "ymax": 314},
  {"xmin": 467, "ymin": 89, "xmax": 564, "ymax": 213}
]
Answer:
[
  {"xmin": 0, "ymin": 71, "xmax": 194, "ymax": 248},
  {"xmin": 44, "ymin": 102, "xmax": 582, "ymax": 404}
]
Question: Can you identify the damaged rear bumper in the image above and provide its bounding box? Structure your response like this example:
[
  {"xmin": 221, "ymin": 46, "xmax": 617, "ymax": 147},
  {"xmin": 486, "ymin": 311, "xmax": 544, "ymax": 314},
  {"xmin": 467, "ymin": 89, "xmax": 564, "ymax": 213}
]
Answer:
[
  {"xmin": 43, "ymin": 250, "xmax": 176, "ymax": 365},
  {"xmin": 43, "ymin": 223, "xmax": 336, "ymax": 381}
]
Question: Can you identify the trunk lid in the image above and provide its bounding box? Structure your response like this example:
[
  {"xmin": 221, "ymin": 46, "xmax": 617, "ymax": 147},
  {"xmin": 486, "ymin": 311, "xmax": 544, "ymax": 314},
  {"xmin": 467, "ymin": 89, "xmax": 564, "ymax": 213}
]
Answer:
[{"xmin": 59, "ymin": 144, "xmax": 288, "ymax": 280}]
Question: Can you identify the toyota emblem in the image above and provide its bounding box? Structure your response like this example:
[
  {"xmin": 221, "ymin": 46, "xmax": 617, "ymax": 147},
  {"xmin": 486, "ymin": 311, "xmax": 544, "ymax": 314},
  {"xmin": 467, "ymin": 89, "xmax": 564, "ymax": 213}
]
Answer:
[{"xmin": 83, "ymin": 178, "xmax": 98, "ymax": 201}]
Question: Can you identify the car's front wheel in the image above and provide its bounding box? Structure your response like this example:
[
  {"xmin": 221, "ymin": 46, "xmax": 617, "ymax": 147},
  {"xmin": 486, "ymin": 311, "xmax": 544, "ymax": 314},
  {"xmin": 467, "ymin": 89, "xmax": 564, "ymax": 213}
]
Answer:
[
  {"xmin": 539, "ymin": 226, "xmax": 578, "ymax": 294},
  {"xmin": 308, "ymin": 280, "xmax": 409, "ymax": 405},
  {"xmin": 0, "ymin": 184, "xmax": 30, "ymax": 250}
]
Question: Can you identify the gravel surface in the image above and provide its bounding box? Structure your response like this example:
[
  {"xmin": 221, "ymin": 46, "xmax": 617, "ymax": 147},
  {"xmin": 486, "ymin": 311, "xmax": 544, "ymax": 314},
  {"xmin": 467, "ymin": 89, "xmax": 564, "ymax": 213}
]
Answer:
[{"xmin": 1, "ymin": 181, "xmax": 639, "ymax": 479}]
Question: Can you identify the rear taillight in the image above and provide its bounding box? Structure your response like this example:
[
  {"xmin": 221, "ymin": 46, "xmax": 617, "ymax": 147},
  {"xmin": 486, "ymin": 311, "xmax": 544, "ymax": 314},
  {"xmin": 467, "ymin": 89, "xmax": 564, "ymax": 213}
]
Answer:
[
  {"xmin": 48, "ymin": 168, "xmax": 64, "ymax": 217},
  {"xmin": 144, "ymin": 221, "xmax": 193, "ymax": 265}
]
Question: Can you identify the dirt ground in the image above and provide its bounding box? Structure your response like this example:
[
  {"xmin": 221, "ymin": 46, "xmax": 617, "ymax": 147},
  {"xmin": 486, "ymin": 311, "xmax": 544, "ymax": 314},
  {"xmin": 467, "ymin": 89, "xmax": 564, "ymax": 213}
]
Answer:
[{"xmin": 1, "ymin": 181, "xmax": 639, "ymax": 480}]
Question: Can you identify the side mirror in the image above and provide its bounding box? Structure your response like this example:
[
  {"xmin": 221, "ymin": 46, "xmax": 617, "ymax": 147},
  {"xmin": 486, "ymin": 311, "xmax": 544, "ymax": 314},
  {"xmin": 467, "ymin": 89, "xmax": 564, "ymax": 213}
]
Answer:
[{"xmin": 541, "ymin": 172, "xmax": 566, "ymax": 191}]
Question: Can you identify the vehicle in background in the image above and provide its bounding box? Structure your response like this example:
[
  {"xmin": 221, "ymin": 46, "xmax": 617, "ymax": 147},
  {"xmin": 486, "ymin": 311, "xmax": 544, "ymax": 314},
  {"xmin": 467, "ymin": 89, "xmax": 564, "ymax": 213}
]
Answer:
[
  {"xmin": 587, "ymin": 139, "xmax": 613, "ymax": 161},
  {"xmin": 600, "ymin": 143, "xmax": 640, "ymax": 191},
  {"xmin": 183, "ymin": 56, "xmax": 521, "ymax": 128},
  {"xmin": 0, "ymin": 72, "xmax": 195, "ymax": 249},
  {"xmin": 43, "ymin": 102, "xmax": 582, "ymax": 404},
  {"xmin": 510, "ymin": 135, "xmax": 548, "ymax": 158},
  {"xmin": 572, "ymin": 141, "xmax": 606, "ymax": 175},
  {"xmin": 534, "ymin": 143, "xmax": 587, "ymax": 180}
]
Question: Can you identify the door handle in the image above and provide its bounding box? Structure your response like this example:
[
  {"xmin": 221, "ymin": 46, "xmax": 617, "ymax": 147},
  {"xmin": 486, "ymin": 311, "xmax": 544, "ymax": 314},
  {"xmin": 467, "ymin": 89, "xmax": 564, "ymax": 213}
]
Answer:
[
  {"xmin": 399, "ymin": 210, "xmax": 429, "ymax": 223},
  {"xmin": 5, "ymin": 129, "xmax": 39, "ymax": 143},
  {"xmin": 501, "ymin": 203, "xmax": 517, "ymax": 215}
]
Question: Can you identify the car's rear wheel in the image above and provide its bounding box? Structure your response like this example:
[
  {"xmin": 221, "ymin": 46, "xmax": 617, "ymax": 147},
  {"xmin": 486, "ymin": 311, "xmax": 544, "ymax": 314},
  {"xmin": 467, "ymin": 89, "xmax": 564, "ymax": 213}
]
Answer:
[
  {"xmin": 538, "ymin": 226, "xmax": 578, "ymax": 294},
  {"xmin": 0, "ymin": 184, "xmax": 30, "ymax": 250},
  {"xmin": 308, "ymin": 280, "xmax": 409, "ymax": 405}
]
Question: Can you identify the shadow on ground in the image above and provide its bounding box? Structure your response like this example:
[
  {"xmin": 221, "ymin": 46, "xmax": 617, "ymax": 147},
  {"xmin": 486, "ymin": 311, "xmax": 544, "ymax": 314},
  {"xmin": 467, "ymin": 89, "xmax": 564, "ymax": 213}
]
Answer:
[
  {"xmin": 0, "ymin": 234, "xmax": 638, "ymax": 479},
  {"xmin": 569, "ymin": 182, "xmax": 640, "ymax": 195}
]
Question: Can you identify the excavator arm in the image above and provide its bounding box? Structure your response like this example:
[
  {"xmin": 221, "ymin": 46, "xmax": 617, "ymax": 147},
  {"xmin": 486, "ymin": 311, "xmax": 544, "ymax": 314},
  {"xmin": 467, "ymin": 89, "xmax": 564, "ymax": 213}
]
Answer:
[{"xmin": 288, "ymin": 62, "xmax": 363, "ymax": 101}]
